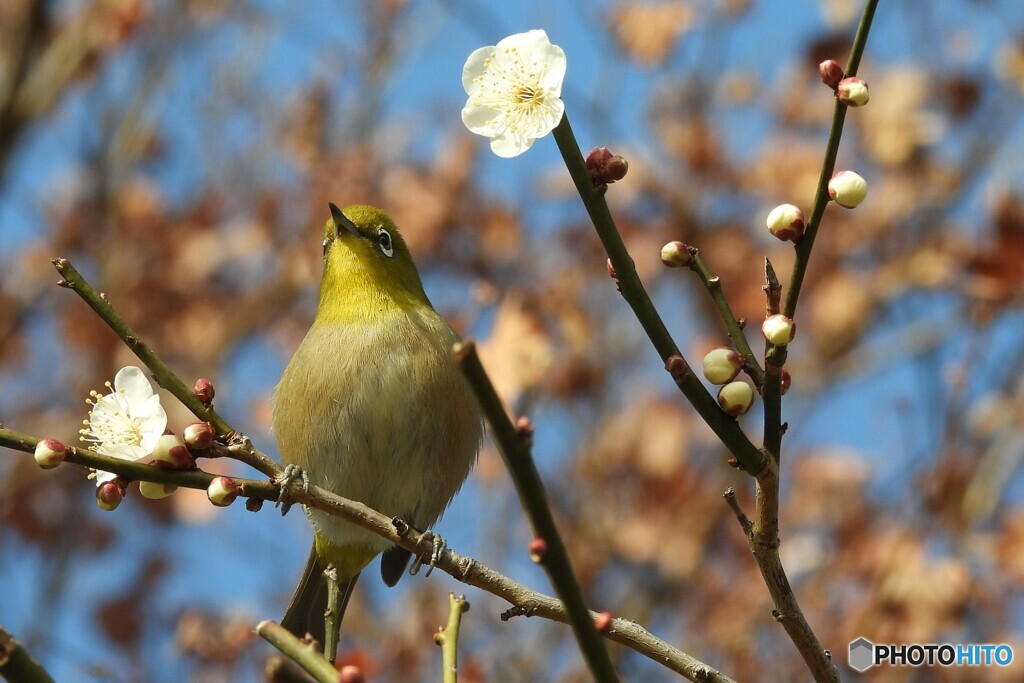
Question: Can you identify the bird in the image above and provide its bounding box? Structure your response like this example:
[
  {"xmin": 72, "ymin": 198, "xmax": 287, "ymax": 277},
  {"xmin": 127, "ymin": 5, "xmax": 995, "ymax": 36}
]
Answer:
[{"xmin": 273, "ymin": 203, "xmax": 482, "ymax": 647}]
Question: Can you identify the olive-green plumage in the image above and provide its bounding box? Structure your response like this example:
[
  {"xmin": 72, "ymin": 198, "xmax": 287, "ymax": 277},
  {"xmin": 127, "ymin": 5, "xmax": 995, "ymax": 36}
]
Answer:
[{"xmin": 274, "ymin": 204, "xmax": 481, "ymax": 645}]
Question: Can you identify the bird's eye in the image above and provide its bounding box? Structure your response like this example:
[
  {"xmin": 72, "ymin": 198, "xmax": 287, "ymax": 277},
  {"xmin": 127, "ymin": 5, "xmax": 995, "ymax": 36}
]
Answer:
[{"xmin": 377, "ymin": 229, "xmax": 394, "ymax": 257}]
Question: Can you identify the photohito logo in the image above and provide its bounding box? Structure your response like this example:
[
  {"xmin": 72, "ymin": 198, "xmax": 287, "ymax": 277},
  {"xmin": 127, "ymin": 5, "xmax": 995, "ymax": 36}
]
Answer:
[{"xmin": 848, "ymin": 637, "xmax": 1014, "ymax": 672}]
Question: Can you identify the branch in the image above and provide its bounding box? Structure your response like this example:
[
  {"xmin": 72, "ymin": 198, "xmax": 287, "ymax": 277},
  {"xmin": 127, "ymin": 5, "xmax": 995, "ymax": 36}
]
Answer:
[
  {"xmin": 725, "ymin": 487, "xmax": 836, "ymax": 681},
  {"xmin": 0, "ymin": 625, "xmax": 55, "ymax": 683},
  {"xmin": 51, "ymin": 257, "xmax": 280, "ymax": 479},
  {"xmin": 781, "ymin": 0, "xmax": 880, "ymax": 321},
  {"xmin": 454, "ymin": 341, "xmax": 620, "ymax": 683},
  {"xmin": 739, "ymin": 4, "xmax": 879, "ymax": 681},
  {"xmin": 256, "ymin": 621, "xmax": 336, "ymax": 683},
  {"xmin": 0, "ymin": 426, "xmax": 734, "ymax": 683},
  {"xmin": 435, "ymin": 593, "xmax": 470, "ymax": 683},
  {"xmin": 551, "ymin": 115, "xmax": 766, "ymax": 476},
  {"xmin": 688, "ymin": 250, "xmax": 764, "ymax": 387},
  {"xmin": 52, "ymin": 257, "xmax": 231, "ymax": 434}
]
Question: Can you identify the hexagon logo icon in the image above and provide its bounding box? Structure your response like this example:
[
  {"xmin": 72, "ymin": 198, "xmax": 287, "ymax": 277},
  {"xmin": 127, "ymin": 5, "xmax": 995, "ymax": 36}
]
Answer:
[{"xmin": 849, "ymin": 637, "xmax": 875, "ymax": 672}]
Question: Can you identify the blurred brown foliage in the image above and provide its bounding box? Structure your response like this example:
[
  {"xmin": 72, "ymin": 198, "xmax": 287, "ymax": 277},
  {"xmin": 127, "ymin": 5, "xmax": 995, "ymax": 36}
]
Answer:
[{"xmin": 3, "ymin": 1, "xmax": 1024, "ymax": 681}]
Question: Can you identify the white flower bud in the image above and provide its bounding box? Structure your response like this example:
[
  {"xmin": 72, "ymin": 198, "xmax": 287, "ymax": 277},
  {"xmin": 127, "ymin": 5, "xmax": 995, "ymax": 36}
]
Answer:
[
  {"xmin": 702, "ymin": 347, "xmax": 742, "ymax": 384},
  {"xmin": 150, "ymin": 434, "xmax": 194, "ymax": 469},
  {"xmin": 207, "ymin": 476, "xmax": 240, "ymax": 507},
  {"xmin": 139, "ymin": 480, "xmax": 177, "ymax": 499},
  {"xmin": 836, "ymin": 77, "xmax": 870, "ymax": 106},
  {"xmin": 828, "ymin": 170, "xmax": 868, "ymax": 208},
  {"xmin": 34, "ymin": 439, "xmax": 67, "ymax": 469},
  {"xmin": 183, "ymin": 422, "xmax": 215, "ymax": 450},
  {"xmin": 765, "ymin": 203, "xmax": 805, "ymax": 242},
  {"xmin": 762, "ymin": 314, "xmax": 796, "ymax": 345},
  {"xmin": 660, "ymin": 241, "xmax": 693, "ymax": 267},
  {"xmin": 718, "ymin": 381, "xmax": 754, "ymax": 416}
]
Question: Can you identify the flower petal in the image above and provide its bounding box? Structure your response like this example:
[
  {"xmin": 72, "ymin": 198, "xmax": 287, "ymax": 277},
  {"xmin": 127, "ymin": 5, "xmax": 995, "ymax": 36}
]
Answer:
[
  {"xmin": 94, "ymin": 471, "xmax": 118, "ymax": 486},
  {"xmin": 114, "ymin": 366, "xmax": 154, "ymax": 407},
  {"xmin": 490, "ymin": 132, "xmax": 534, "ymax": 158},
  {"xmin": 461, "ymin": 104, "xmax": 500, "ymax": 136},
  {"xmin": 137, "ymin": 397, "xmax": 168, "ymax": 452},
  {"xmin": 462, "ymin": 45, "xmax": 495, "ymax": 95},
  {"xmin": 536, "ymin": 97, "xmax": 565, "ymax": 135},
  {"xmin": 495, "ymin": 29, "xmax": 549, "ymax": 54},
  {"xmin": 536, "ymin": 44, "xmax": 567, "ymax": 96}
]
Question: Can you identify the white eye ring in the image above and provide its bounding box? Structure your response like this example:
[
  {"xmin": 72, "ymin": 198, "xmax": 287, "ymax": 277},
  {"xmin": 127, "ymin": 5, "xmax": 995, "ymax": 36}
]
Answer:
[{"xmin": 377, "ymin": 229, "xmax": 394, "ymax": 257}]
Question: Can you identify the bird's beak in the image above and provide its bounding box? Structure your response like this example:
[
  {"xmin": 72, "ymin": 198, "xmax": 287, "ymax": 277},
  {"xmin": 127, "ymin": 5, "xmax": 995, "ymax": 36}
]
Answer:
[{"xmin": 329, "ymin": 203, "xmax": 360, "ymax": 237}]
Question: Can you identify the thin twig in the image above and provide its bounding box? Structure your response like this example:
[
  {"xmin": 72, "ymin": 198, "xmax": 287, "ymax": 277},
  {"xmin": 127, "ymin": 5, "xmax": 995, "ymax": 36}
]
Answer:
[
  {"xmin": 689, "ymin": 251, "xmax": 764, "ymax": 387},
  {"xmin": 0, "ymin": 425, "xmax": 733, "ymax": 683},
  {"xmin": 323, "ymin": 565, "xmax": 340, "ymax": 665},
  {"xmin": 454, "ymin": 340, "xmax": 620, "ymax": 683},
  {"xmin": 52, "ymin": 258, "xmax": 231, "ymax": 434},
  {"xmin": 256, "ymin": 621, "xmax": 336, "ymax": 683},
  {"xmin": 781, "ymin": 0, "xmax": 880, "ymax": 320},
  {"xmin": 435, "ymin": 593, "xmax": 470, "ymax": 683},
  {"xmin": 51, "ymin": 257, "xmax": 281, "ymax": 479},
  {"xmin": 551, "ymin": 115, "xmax": 766, "ymax": 476}
]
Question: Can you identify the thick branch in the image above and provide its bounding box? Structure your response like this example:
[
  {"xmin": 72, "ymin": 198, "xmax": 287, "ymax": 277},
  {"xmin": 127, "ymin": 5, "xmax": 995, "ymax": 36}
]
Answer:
[
  {"xmin": 725, "ymin": 487, "xmax": 837, "ymax": 681},
  {"xmin": 0, "ymin": 625, "xmax": 55, "ymax": 683},
  {"xmin": 0, "ymin": 426, "xmax": 734, "ymax": 683},
  {"xmin": 454, "ymin": 341, "xmax": 620, "ymax": 683}
]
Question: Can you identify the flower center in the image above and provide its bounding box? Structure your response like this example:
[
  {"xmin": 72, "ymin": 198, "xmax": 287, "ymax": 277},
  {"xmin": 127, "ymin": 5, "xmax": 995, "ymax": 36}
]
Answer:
[
  {"xmin": 515, "ymin": 86, "xmax": 542, "ymax": 105},
  {"xmin": 80, "ymin": 385, "xmax": 145, "ymax": 451}
]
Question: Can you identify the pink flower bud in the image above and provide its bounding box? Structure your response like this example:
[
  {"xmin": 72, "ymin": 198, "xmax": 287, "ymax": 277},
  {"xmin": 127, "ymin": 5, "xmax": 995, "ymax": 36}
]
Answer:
[
  {"xmin": 836, "ymin": 77, "xmax": 869, "ymax": 106},
  {"xmin": 765, "ymin": 203, "xmax": 805, "ymax": 242},
  {"xmin": 664, "ymin": 355, "xmax": 689, "ymax": 382},
  {"xmin": 207, "ymin": 476, "xmax": 240, "ymax": 507},
  {"xmin": 818, "ymin": 59, "xmax": 844, "ymax": 89},
  {"xmin": 702, "ymin": 347, "xmax": 742, "ymax": 385},
  {"xmin": 150, "ymin": 434, "xmax": 194, "ymax": 469},
  {"xmin": 34, "ymin": 439, "xmax": 67, "ymax": 469},
  {"xmin": 586, "ymin": 146, "xmax": 629, "ymax": 186},
  {"xmin": 828, "ymin": 170, "xmax": 868, "ymax": 208},
  {"xmin": 96, "ymin": 480, "xmax": 124, "ymax": 511},
  {"xmin": 604, "ymin": 156, "xmax": 629, "ymax": 182},
  {"xmin": 594, "ymin": 611, "xmax": 614, "ymax": 633},
  {"xmin": 139, "ymin": 480, "xmax": 177, "ymax": 499},
  {"xmin": 718, "ymin": 381, "xmax": 755, "ymax": 416},
  {"xmin": 762, "ymin": 314, "xmax": 796, "ymax": 345},
  {"xmin": 339, "ymin": 665, "xmax": 365, "ymax": 683},
  {"xmin": 183, "ymin": 421, "xmax": 215, "ymax": 450},
  {"xmin": 780, "ymin": 367, "xmax": 792, "ymax": 395},
  {"xmin": 193, "ymin": 377, "xmax": 215, "ymax": 405},
  {"xmin": 660, "ymin": 241, "xmax": 693, "ymax": 267},
  {"xmin": 529, "ymin": 538, "xmax": 548, "ymax": 563}
]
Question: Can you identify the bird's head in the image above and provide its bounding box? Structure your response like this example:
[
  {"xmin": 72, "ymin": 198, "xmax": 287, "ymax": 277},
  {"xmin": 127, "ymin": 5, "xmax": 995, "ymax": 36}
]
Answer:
[{"xmin": 317, "ymin": 203, "xmax": 429, "ymax": 321}]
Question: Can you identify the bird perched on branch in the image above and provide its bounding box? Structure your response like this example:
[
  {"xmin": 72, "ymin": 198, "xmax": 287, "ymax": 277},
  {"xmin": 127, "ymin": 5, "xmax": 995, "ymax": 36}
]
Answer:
[{"xmin": 273, "ymin": 203, "xmax": 481, "ymax": 647}]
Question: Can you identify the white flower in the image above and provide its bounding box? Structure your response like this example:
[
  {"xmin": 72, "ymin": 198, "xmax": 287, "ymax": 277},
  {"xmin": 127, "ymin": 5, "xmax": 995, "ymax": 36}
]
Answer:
[
  {"xmin": 461, "ymin": 29, "xmax": 567, "ymax": 158},
  {"xmin": 80, "ymin": 366, "xmax": 167, "ymax": 485}
]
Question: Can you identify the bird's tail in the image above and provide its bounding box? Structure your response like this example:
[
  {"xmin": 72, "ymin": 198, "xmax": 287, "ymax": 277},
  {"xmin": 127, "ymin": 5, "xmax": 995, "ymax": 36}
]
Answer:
[{"xmin": 281, "ymin": 543, "xmax": 359, "ymax": 650}]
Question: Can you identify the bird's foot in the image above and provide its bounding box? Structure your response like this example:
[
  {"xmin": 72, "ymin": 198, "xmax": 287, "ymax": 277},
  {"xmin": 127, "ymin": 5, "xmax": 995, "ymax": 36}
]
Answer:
[
  {"xmin": 274, "ymin": 464, "xmax": 309, "ymax": 514},
  {"xmin": 409, "ymin": 531, "xmax": 446, "ymax": 578}
]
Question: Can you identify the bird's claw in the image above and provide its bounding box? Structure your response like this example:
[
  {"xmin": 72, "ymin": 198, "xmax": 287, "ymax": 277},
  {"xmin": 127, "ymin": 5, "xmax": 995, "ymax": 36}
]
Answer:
[
  {"xmin": 274, "ymin": 464, "xmax": 309, "ymax": 514},
  {"xmin": 410, "ymin": 531, "xmax": 446, "ymax": 578}
]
